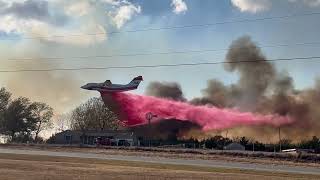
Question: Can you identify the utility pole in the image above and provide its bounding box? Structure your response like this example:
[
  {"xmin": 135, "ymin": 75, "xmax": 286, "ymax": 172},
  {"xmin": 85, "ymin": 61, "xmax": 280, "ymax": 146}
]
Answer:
[
  {"xmin": 223, "ymin": 130, "xmax": 229, "ymax": 151},
  {"xmin": 253, "ymin": 141, "xmax": 255, "ymax": 152},
  {"xmin": 279, "ymin": 127, "xmax": 282, "ymax": 152},
  {"xmin": 226, "ymin": 130, "xmax": 229, "ymax": 139},
  {"xmin": 146, "ymin": 112, "xmax": 157, "ymax": 147}
]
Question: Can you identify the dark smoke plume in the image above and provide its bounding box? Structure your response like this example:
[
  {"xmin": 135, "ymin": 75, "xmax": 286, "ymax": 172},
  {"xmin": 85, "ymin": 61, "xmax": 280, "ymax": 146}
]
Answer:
[
  {"xmin": 194, "ymin": 36, "xmax": 320, "ymax": 142},
  {"xmin": 225, "ymin": 36, "xmax": 276, "ymax": 109},
  {"xmin": 145, "ymin": 81, "xmax": 186, "ymax": 101},
  {"xmin": 272, "ymin": 71, "xmax": 294, "ymax": 94},
  {"xmin": 131, "ymin": 119, "xmax": 201, "ymax": 141},
  {"xmin": 190, "ymin": 79, "xmax": 230, "ymax": 107},
  {"xmin": 191, "ymin": 36, "xmax": 276, "ymax": 110},
  {"xmin": 106, "ymin": 35, "xmax": 320, "ymax": 142}
]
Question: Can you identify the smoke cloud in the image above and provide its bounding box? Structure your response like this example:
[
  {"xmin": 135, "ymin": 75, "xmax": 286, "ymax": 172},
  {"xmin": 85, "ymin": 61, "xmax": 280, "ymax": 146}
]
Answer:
[
  {"xmin": 142, "ymin": 35, "xmax": 320, "ymax": 142},
  {"xmin": 131, "ymin": 119, "xmax": 201, "ymax": 140},
  {"xmin": 94, "ymin": 35, "xmax": 320, "ymax": 142},
  {"xmin": 191, "ymin": 36, "xmax": 276, "ymax": 110},
  {"xmin": 4, "ymin": 60, "xmax": 89, "ymax": 114},
  {"xmin": 225, "ymin": 36, "xmax": 276, "ymax": 109},
  {"xmin": 189, "ymin": 36, "xmax": 320, "ymax": 142},
  {"xmin": 145, "ymin": 81, "xmax": 186, "ymax": 101}
]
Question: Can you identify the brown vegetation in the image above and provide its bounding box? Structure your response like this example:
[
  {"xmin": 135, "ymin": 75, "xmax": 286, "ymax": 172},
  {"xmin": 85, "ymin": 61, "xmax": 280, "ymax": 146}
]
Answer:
[{"xmin": 0, "ymin": 153, "xmax": 318, "ymax": 180}]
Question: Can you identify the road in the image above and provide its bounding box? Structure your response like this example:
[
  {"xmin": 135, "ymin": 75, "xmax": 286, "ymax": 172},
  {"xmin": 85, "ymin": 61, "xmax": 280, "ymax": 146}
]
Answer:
[{"xmin": 0, "ymin": 147, "xmax": 319, "ymax": 175}]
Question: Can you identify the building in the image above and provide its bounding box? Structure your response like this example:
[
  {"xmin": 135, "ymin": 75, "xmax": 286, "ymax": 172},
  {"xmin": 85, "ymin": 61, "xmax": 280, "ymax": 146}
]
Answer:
[{"xmin": 52, "ymin": 130, "xmax": 138, "ymax": 146}]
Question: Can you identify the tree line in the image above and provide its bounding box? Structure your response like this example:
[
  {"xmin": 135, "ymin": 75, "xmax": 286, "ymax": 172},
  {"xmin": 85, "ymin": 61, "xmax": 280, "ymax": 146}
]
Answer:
[
  {"xmin": 178, "ymin": 135, "xmax": 320, "ymax": 152},
  {"xmin": 0, "ymin": 87, "xmax": 121, "ymax": 143},
  {"xmin": 0, "ymin": 88, "xmax": 53, "ymax": 143}
]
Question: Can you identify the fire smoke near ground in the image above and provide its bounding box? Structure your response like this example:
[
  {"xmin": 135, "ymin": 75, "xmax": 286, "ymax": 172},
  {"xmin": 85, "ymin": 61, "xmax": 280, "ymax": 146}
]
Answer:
[
  {"xmin": 101, "ymin": 92, "xmax": 291, "ymax": 131},
  {"xmin": 146, "ymin": 36, "xmax": 320, "ymax": 142},
  {"xmin": 102, "ymin": 35, "xmax": 320, "ymax": 142}
]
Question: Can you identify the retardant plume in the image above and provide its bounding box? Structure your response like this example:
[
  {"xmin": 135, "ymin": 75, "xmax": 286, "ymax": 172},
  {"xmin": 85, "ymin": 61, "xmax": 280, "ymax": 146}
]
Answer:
[
  {"xmin": 101, "ymin": 92, "xmax": 292, "ymax": 131},
  {"xmin": 145, "ymin": 81, "xmax": 186, "ymax": 101}
]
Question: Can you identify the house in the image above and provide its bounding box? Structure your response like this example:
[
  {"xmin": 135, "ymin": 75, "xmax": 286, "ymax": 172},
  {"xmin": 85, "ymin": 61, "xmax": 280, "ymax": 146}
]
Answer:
[
  {"xmin": 224, "ymin": 142, "xmax": 245, "ymax": 151},
  {"xmin": 52, "ymin": 130, "xmax": 138, "ymax": 146}
]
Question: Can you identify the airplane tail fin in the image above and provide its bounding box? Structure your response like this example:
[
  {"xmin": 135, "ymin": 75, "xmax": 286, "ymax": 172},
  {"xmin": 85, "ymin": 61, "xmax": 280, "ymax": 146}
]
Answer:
[{"xmin": 129, "ymin": 76, "xmax": 143, "ymax": 88}]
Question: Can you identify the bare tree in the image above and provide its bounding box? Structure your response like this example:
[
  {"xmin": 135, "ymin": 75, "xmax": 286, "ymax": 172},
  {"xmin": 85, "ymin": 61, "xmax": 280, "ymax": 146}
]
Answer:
[
  {"xmin": 70, "ymin": 97, "xmax": 119, "ymax": 132},
  {"xmin": 0, "ymin": 88, "xmax": 11, "ymax": 113},
  {"xmin": 55, "ymin": 113, "xmax": 71, "ymax": 133},
  {"xmin": 29, "ymin": 102, "xmax": 54, "ymax": 142},
  {"xmin": 0, "ymin": 88, "xmax": 54, "ymax": 143},
  {"xmin": 2, "ymin": 97, "xmax": 33, "ymax": 141},
  {"xmin": 0, "ymin": 88, "xmax": 11, "ymax": 134}
]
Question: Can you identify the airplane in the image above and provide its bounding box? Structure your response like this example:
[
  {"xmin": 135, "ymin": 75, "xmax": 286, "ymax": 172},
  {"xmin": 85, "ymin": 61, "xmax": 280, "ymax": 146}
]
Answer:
[{"xmin": 81, "ymin": 76, "xmax": 143, "ymax": 92}]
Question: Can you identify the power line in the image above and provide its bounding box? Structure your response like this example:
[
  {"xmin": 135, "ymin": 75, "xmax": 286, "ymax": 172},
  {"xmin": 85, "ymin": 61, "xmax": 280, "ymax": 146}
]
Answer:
[
  {"xmin": 1, "ymin": 56, "xmax": 320, "ymax": 73},
  {"xmin": 2, "ymin": 12, "xmax": 320, "ymax": 41},
  {"xmin": 6, "ymin": 41, "xmax": 320, "ymax": 62}
]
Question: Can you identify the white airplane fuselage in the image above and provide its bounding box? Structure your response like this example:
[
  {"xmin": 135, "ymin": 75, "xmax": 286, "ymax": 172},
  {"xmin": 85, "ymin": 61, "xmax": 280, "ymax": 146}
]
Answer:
[
  {"xmin": 82, "ymin": 83, "xmax": 138, "ymax": 92},
  {"xmin": 81, "ymin": 76, "xmax": 143, "ymax": 93}
]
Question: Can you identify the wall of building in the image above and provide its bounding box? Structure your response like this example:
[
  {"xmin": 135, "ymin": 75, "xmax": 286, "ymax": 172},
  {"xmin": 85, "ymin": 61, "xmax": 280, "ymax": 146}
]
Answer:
[{"xmin": 53, "ymin": 130, "xmax": 138, "ymax": 146}]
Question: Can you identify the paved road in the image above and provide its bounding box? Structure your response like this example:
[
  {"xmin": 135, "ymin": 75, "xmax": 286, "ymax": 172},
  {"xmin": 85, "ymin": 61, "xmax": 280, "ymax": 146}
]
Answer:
[{"xmin": 0, "ymin": 148, "xmax": 319, "ymax": 175}]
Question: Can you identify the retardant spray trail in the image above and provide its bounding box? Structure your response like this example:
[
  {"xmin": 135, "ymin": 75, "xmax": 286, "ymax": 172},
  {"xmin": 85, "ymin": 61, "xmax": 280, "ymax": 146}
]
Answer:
[{"xmin": 101, "ymin": 92, "xmax": 292, "ymax": 131}]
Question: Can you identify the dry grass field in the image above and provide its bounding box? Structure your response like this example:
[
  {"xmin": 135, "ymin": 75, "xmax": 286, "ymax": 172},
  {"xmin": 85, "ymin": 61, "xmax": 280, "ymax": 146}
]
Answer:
[
  {"xmin": 2, "ymin": 144, "xmax": 319, "ymax": 168},
  {"xmin": 0, "ymin": 153, "xmax": 319, "ymax": 180}
]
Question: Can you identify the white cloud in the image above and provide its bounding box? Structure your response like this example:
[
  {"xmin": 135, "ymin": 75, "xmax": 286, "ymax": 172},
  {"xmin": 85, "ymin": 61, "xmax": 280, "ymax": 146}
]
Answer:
[
  {"xmin": 289, "ymin": 0, "xmax": 320, "ymax": 7},
  {"xmin": 65, "ymin": 1, "xmax": 92, "ymax": 17},
  {"xmin": 231, "ymin": 0, "xmax": 272, "ymax": 13},
  {"xmin": 232, "ymin": 0, "xmax": 320, "ymax": 13},
  {"xmin": 29, "ymin": 22, "xmax": 107, "ymax": 46},
  {"xmin": 0, "ymin": 14, "xmax": 107, "ymax": 46},
  {"xmin": 171, "ymin": 0, "xmax": 188, "ymax": 14},
  {"xmin": 101, "ymin": 0, "xmax": 122, "ymax": 6},
  {"xmin": 108, "ymin": 1, "xmax": 141, "ymax": 29},
  {"xmin": 0, "ymin": 0, "xmax": 107, "ymax": 46},
  {"xmin": 304, "ymin": 0, "xmax": 320, "ymax": 6},
  {"xmin": 0, "ymin": 0, "xmax": 142, "ymax": 45}
]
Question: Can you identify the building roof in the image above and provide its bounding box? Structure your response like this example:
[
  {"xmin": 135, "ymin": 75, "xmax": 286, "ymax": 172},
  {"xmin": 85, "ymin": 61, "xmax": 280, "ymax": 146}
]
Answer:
[
  {"xmin": 56, "ymin": 130, "xmax": 136, "ymax": 139},
  {"xmin": 225, "ymin": 142, "xmax": 245, "ymax": 150}
]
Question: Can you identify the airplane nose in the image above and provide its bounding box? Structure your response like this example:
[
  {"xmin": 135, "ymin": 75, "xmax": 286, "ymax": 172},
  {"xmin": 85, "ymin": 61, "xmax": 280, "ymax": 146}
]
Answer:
[{"xmin": 81, "ymin": 85, "xmax": 87, "ymax": 89}]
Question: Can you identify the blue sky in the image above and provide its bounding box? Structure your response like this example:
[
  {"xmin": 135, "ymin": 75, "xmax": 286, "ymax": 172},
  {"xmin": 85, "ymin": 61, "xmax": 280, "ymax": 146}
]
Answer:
[{"xmin": 1, "ymin": 0, "xmax": 320, "ymax": 115}]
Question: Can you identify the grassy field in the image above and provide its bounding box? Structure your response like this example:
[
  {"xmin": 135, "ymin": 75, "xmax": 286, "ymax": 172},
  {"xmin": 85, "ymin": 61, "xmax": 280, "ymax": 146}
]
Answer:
[
  {"xmin": 0, "ymin": 153, "xmax": 319, "ymax": 180},
  {"xmin": 2, "ymin": 144, "xmax": 319, "ymax": 168}
]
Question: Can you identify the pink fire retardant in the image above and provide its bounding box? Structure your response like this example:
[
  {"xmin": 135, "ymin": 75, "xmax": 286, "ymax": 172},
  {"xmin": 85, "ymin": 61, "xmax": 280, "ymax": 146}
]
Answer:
[{"xmin": 101, "ymin": 92, "xmax": 292, "ymax": 131}]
